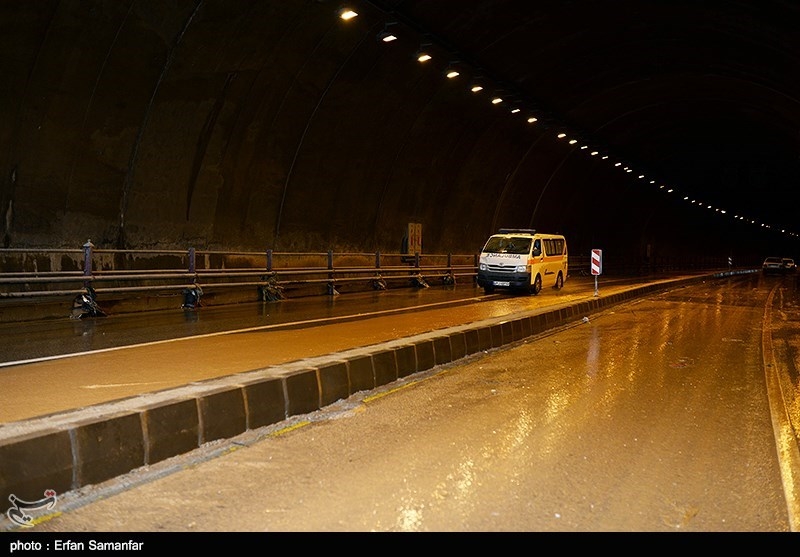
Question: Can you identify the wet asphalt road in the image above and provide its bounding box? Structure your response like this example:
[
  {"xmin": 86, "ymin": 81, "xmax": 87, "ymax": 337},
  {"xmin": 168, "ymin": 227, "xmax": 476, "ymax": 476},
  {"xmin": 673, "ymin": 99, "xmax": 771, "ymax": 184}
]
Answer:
[
  {"xmin": 10, "ymin": 271, "xmax": 800, "ymax": 532},
  {"xmin": 0, "ymin": 275, "xmax": 643, "ymax": 366},
  {"xmin": 0, "ymin": 275, "xmax": 662, "ymax": 423}
]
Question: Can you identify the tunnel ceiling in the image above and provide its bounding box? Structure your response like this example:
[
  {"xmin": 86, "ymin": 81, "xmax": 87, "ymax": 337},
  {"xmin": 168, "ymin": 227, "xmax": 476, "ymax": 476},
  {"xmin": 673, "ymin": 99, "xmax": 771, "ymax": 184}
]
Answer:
[
  {"xmin": 2, "ymin": 0, "xmax": 800, "ymax": 261},
  {"xmin": 371, "ymin": 0, "xmax": 800, "ymax": 233}
]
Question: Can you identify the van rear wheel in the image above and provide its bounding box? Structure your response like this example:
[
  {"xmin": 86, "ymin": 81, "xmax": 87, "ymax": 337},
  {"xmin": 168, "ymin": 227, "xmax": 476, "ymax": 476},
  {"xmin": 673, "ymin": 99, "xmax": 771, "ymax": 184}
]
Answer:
[
  {"xmin": 554, "ymin": 272, "xmax": 564, "ymax": 289},
  {"xmin": 530, "ymin": 274, "xmax": 542, "ymax": 295}
]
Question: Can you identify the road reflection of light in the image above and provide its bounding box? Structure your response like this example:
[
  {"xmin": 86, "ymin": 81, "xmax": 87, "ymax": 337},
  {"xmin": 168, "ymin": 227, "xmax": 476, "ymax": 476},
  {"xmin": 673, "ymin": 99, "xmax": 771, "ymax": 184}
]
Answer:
[
  {"xmin": 444, "ymin": 459, "xmax": 478, "ymax": 510},
  {"xmin": 392, "ymin": 409, "xmax": 539, "ymax": 530},
  {"xmin": 542, "ymin": 392, "xmax": 567, "ymax": 425},
  {"xmin": 656, "ymin": 313, "xmax": 673, "ymax": 353},
  {"xmin": 585, "ymin": 325, "xmax": 600, "ymax": 378},
  {"xmin": 395, "ymin": 500, "xmax": 424, "ymax": 531},
  {"xmin": 776, "ymin": 420, "xmax": 800, "ymax": 532},
  {"xmin": 392, "ymin": 458, "xmax": 478, "ymax": 531},
  {"xmin": 480, "ymin": 409, "xmax": 537, "ymax": 463},
  {"xmin": 453, "ymin": 459, "xmax": 477, "ymax": 494},
  {"xmin": 509, "ymin": 409, "xmax": 534, "ymax": 448},
  {"xmin": 487, "ymin": 409, "xmax": 536, "ymax": 490},
  {"xmin": 529, "ymin": 393, "xmax": 570, "ymax": 461}
]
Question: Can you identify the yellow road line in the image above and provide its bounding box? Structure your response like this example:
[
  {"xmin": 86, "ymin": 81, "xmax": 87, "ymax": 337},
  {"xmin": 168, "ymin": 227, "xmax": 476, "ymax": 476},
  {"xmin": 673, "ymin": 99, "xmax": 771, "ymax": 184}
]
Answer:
[{"xmin": 762, "ymin": 285, "xmax": 800, "ymax": 532}]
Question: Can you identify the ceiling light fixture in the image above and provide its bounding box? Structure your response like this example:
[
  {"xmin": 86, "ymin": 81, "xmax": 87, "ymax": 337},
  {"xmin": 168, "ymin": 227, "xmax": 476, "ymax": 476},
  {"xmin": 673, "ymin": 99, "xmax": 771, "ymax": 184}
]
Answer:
[
  {"xmin": 444, "ymin": 62, "xmax": 460, "ymax": 79},
  {"xmin": 338, "ymin": 8, "xmax": 358, "ymax": 20},
  {"xmin": 377, "ymin": 22, "xmax": 398, "ymax": 43},
  {"xmin": 415, "ymin": 42, "xmax": 432, "ymax": 63}
]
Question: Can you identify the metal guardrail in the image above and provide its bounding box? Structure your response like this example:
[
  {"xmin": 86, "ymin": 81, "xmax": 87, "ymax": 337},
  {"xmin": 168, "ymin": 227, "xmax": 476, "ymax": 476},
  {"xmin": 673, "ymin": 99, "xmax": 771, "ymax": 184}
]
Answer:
[
  {"xmin": 0, "ymin": 240, "xmax": 755, "ymax": 320},
  {"xmin": 0, "ymin": 241, "xmax": 479, "ymax": 313}
]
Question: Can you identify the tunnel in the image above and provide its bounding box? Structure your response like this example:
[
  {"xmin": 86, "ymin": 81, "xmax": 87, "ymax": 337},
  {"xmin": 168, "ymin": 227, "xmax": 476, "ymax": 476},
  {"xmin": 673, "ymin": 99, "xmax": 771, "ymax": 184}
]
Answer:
[{"xmin": 3, "ymin": 0, "xmax": 800, "ymax": 268}]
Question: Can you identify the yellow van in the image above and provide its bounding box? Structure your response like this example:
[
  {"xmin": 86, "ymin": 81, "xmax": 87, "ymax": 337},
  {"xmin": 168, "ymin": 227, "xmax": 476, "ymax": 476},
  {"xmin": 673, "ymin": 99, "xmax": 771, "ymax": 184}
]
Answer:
[{"xmin": 476, "ymin": 229, "xmax": 568, "ymax": 295}]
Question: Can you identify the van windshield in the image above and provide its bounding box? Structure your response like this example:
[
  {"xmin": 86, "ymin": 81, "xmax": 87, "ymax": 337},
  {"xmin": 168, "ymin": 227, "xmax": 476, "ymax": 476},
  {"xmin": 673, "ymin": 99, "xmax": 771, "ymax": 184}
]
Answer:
[{"xmin": 483, "ymin": 236, "xmax": 532, "ymax": 255}]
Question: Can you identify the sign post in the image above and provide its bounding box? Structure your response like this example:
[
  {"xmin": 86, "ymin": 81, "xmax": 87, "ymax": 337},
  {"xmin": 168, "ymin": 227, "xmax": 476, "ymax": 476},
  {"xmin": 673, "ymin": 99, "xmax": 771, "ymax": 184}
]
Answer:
[{"xmin": 591, "ymin": 249, "xmax": 602, "ymax": 296}]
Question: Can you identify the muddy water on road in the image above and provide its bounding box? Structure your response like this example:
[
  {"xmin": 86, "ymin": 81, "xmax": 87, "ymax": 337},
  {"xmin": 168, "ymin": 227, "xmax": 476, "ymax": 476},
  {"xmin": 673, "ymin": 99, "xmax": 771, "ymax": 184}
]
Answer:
[{"xmin": 0, "ymin": 277, "xmax": 617, "ymax": 422}]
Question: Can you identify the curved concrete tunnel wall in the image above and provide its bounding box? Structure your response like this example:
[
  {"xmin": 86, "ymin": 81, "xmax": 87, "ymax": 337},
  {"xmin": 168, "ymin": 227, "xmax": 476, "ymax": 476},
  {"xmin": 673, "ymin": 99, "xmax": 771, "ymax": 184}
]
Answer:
[{"xmin": 0, "ymin": 1, "xmax": 781, "ymax": 264}]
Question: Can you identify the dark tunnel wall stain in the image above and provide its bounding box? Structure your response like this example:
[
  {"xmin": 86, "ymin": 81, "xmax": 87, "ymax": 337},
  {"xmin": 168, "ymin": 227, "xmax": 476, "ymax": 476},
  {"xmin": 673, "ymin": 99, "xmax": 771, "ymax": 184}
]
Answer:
[
  {"xmin": 118, "ymin": 0, "xmax": 205, "ymax": 249},
  {"xmin": 0, "ymin": 0, "xmax": 795, "ymax": 265},
  {"xmin": 186, "ymin": 71, "xmax": 236, "ymax": 221}
]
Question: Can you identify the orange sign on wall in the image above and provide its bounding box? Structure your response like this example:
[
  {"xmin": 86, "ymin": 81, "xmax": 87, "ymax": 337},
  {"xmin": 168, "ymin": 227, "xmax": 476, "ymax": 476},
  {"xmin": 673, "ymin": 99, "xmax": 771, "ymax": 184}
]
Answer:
[{"xmin": 407, "ymin": 222, "xmax": 422, "ymax": 254}]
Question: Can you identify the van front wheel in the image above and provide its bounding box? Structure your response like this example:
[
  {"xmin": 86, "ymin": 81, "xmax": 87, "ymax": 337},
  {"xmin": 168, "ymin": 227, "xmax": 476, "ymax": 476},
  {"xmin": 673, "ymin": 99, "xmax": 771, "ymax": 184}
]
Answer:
[{"xmin": 530, "ymin": 274, "xmax": 542, "ymax": 295}]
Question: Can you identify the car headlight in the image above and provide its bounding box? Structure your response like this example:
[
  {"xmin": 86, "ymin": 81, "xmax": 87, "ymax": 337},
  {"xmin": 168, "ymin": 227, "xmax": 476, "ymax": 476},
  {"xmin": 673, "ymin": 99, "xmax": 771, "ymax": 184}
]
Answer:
[
  {"xmin": 515, "ymin": 265, "xmax": 527, "ymax": 273},
  {"xmin": 479, "ymin": 263, "xmax": 487, "ymax": 271}
]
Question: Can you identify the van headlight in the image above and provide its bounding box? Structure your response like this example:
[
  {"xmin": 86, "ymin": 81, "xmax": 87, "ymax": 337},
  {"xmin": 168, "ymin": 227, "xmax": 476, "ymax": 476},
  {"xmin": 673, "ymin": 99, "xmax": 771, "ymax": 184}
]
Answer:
[
  {"xmin": 515, "ymin": 265, "xmax": 527, "ymax": 273},
  {"xmin": 479, "ymin": 263, "xmax": 487, "ymax": 271}
]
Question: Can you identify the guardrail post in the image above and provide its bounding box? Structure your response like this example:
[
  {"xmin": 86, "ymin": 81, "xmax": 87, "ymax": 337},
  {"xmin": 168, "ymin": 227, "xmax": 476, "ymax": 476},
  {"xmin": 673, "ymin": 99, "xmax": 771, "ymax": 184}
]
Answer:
[
  {"xmin": 72, "ymin": 239, "xmax": 106, "ymax": 318},
  {"xmin": 327, "ymin": 249, "xmax": 338, "ymax": 296},
  {"xmin": 373, "ymin": 251, "xmax": 386, "ymax": 290},
  {"xmin": 443, "ymin": 253, "xmax": 455, "ymax": 285},
  {"xmin": 260, "ymin": 277, "xmax": 284, "ymax": 301},
  {"xmin": 259, "ymin": 249, "xmax": 284, "ymax": 301},
  {"xmin": 181, "ymin": 284, "xmax": 203, "ymax": 309},
  {"xmin": 181, "ymin": 247, "xmax": 202, "ymax": 309},
  {"xmin": 412, "ymin": 252, "xmax": 428, "ymax": 289},
  {"xmin": 82, "ymin": 239, "xmax": 94, "ymax": 287}
]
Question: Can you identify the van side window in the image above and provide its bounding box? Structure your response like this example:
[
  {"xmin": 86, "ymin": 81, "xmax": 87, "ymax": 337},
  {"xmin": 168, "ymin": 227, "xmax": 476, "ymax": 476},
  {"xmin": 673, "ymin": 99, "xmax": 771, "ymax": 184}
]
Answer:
[{"xmin": 532, "ymin": 239, "xmax": 542, "ymax": 257}]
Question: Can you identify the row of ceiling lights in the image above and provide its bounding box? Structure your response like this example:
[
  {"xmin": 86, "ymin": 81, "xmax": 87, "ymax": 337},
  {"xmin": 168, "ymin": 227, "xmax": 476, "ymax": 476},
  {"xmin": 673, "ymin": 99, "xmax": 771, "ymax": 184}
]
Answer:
[
  {"xmin": 338, "ymin": 7, "xmax": 797, "ymax": 239},
  {"xmin": 342, "ymin": 9, "xmax": 537, "ymax": 122}
]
